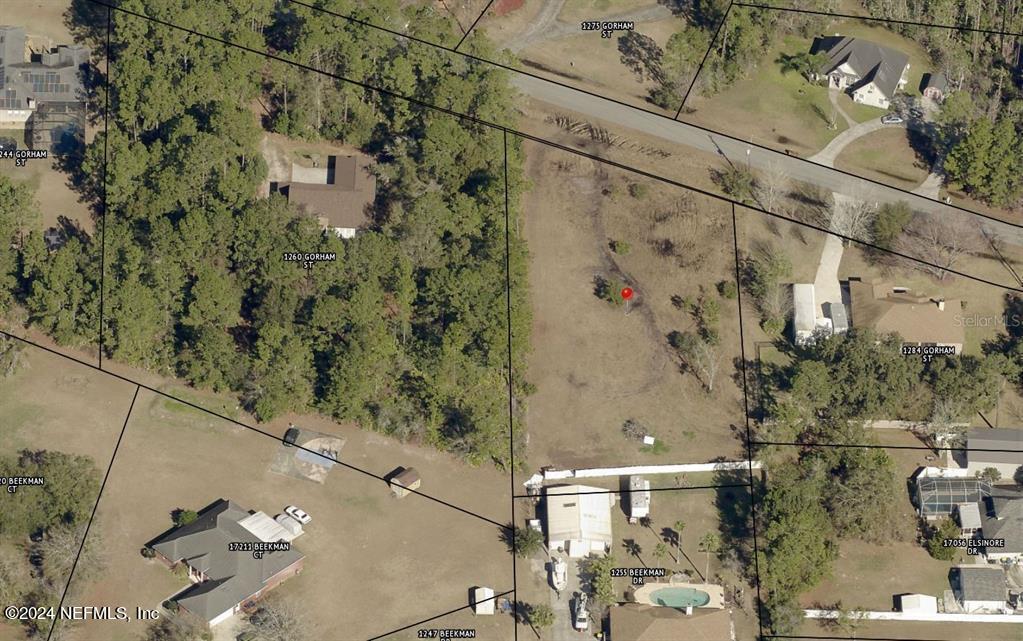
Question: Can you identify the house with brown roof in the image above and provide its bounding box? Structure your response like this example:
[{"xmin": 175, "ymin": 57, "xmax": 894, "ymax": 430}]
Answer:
[
  {"xmin": 847, "ymin": 278, "xmax": 964, "ymax": 354},
  {"xmin": 276, "ymin": 155, "xmax": 376, "ymax": 238},
  {"xmin": 608, "ymin": 605, "xmax": 732, "ymax": 641}
]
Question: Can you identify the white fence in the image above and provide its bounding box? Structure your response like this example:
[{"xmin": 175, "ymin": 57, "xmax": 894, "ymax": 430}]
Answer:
[
  {"xmin": 538, "ymin": 461, "xmax": 762, "ymax": 482},
  {"xmin": 805, "ymin": 609, "xmax": 1023, "ymax": 623}
]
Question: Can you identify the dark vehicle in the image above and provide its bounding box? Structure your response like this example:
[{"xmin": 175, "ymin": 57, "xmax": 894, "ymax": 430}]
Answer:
[
  {"xmin": 283, "ymin": 426, "xmax": 300, "ymax": 447},
  {"xmin": 0, "ymin": 137, "xmax": 16, "ymax": 152}
]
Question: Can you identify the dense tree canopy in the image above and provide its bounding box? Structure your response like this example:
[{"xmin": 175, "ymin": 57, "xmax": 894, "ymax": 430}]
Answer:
[{"xmin": 14, "ymin": 0, "xmax": 531, "ymax": 468}]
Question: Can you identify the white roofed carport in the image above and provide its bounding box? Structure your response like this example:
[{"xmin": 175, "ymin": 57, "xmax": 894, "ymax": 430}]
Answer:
[{"xmin": 238, "ymin": 512, "xmax": 292, "ymax": 543}]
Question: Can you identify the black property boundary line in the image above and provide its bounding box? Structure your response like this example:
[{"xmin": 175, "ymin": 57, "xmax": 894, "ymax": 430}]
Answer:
[
  {"xmin": 502, "ymin": 130, "xmax": 520, "ymax": 641},
  {"xmin": 453, "ymin": 0, "xmax": 497, "ymax": 51},
  {"xmin": 87, "ymin": 0, "xmax": 1023, "ymax": 293},
  {"xmin": 46, "ymin": 385, "xmax": 140, "ymax": 641},
  {"xmin": 278, "ymin": 0, "xmax": 1023, "ymax": 234},
  {"xmin": 366, "ymin": 588, "xmax": 514, "ymax": 641},
  {"xmin": 0, "ymin": 329, "xmax": 511, "ymax": 530},
  {"xmin": 675, "ymin": 0, "xmax": 734, "ymax": 118},
  {"xmin": 732, "ymin": 204, "xmax": 767, "ymax": 641},
  {"xmin": 97, "ymin": 4, "xmax": 111, "ymax": 369},
  {"xmin": 735, "ymin": 2, "xmax": 1023, "ymax": 38}
]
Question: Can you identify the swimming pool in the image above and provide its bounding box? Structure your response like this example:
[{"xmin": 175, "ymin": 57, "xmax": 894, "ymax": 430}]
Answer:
[{"xmin": 648, "ymin": 587, "xmax": 711, "ymax": 608}]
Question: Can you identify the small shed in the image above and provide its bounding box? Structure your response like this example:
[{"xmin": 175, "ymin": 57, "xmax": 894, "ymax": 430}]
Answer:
[
  {"xmin": 627, "ymin": 476, "xmax": 651, "ymax": 524},
  {"xmin": 921, "ymin": 72, "xmax": 948, "ymax": 102},
  {"xmin": 389, "ymin": 466, "xmax": 422, "ymax": 498},
  {"xmin": 472, "ymin": 587, "xmax": 495, "ymax": 615},
  {"xmin": 899, "ymin": 594, "xmax": 937, "ymax": 614}
]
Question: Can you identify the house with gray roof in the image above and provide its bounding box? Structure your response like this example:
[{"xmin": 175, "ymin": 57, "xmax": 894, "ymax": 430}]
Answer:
[
  {"xmin": 979, "ymin": 488, "xmax": 1023, "ymax": 562},
  {"xmin": 811, "ymin": 35, "xmax": 909, "ymax": 109},
  {"xmin": 148, "ymin": 499, "xmax": 305, "ymax": 627},
  {"xmin": 951, "ymin": 565, "xmax": 1008, "ymax": 613},
  {"xmin": 967, "ymin": 427, "xmax": 1023, "ymax": 480}
]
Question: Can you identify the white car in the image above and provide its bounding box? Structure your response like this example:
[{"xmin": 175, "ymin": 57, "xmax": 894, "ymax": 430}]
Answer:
[
  {"xmin": 573, "ymin": 593, "xmax": 589, "ymax": 631},
  {"xmin": 284, "ymin": 505, "xmax": 311, "ymax": 525},
  {"xmin": 881, "ymin": 114, "xmax": 904, "ymax": 125}
]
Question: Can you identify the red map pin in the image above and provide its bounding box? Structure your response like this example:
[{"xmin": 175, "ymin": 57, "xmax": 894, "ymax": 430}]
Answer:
[{"xmin": 620, "ymin": 287, "xmax": 634, "ymax": 301}]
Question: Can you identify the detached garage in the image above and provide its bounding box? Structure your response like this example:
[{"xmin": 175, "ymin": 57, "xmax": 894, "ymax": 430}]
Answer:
[{"xmin": 545, "ymin": 485, "xmax": 613, "ymax": 558}]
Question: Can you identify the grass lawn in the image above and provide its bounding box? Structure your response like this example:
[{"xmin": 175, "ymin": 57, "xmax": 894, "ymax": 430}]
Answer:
[
  {"xmin": 833, "ymin": 127, "xmax": 930, "ymax": 190},
  {"xmin": 839, "ymin": 94, "xmax": 888, "ymax": 123},
  {"xmin": 686, "ymin": 35, "xmax": 846, "ymax": 156},
  {"xmin": 556, "ymin": 0, "xmax": 653, "ymax": 23}
]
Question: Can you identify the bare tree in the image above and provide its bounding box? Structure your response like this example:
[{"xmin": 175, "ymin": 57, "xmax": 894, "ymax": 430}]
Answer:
[
  {"xmin": 37, "ymin": 523, "xmax": 103, "ymax": 589},
  {"xmin": 896, "ymin": 214, "xmax": 982, "ymax": 279},
  {"xmin": 244, "ymin": 595, "xmax": 312, "ymax": 641},
  {"xmin": 755, "ymin": 162, "xmax": 790, "ymax": 214},
  {"xmin": 670, "ymin": 331, "xmax": 722, "ymax": 392},
  {"xmin": 828, "ymin": 196, "xmax": 875, "ymax": 241}
]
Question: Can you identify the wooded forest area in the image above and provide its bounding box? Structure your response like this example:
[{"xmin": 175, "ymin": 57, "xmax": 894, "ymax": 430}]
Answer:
[{"xmin": 2, "ymin": 0, "xmax": 530, "ymax": 468}]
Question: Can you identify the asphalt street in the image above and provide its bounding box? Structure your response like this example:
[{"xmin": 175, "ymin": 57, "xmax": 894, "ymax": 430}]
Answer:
[{"xmin": 511, "ymin": 74, "xmax": 1023, "ymax": 253}]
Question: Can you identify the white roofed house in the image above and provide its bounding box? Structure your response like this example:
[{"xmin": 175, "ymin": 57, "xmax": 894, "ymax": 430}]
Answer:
[
  {"xmin": 792, "ymin": 283, "xmax": 817, "ymax": 346},
  {"xmin": 544, "ymin": 485, "xmax": 614, "ymax": 558}
]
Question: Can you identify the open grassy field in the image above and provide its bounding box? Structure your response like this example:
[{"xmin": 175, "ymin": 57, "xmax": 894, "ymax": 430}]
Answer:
[
  {"xmin": 517, "ymin": 138, "xmax": 746, "ymax": 474},
  {"xmin": 833, "ymin": 127, "xmax": 930, "ymax": 191},
  {"xmin": 0, "ymin": 346, "xmax": 137, "ymax": 641},
  {"xmin": 501, "ymin": 8, "xmax": 683, "ymax": 115},
  {"xmin": 61, "ymin": 388, "xmax": 516, "ymax": 641}
]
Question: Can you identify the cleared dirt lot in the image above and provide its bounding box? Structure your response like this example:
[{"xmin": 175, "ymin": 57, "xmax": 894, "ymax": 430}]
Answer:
[
  {"xmin": 60, "ymin": 389, "xmax": 515, "ymax": 641},
  {"xmin": 518, "ymin": 138, "xmax": 746, "ymax": 473}
]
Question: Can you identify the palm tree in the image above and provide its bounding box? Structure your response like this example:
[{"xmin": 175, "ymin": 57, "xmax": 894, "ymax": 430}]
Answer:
[
  {"xmin": 673, "ymin": 520, "xmax": 686, "ymax": 564},
  {"xmin": 697, "ymin": 532, "xmax": 720, "ymax": 579},
  {"xmin": 652, "ymin": 542, "xmax": 669, "ymax": 565}
]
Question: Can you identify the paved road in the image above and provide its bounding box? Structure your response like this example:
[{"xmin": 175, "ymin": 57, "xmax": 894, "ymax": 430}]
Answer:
[{"xmin": 511, "ymin": 74, "xmax": 1023, "ymax": 249}]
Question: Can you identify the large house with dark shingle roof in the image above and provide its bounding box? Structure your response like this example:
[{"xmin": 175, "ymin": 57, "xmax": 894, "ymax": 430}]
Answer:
[
  {"xmin": 979, "ymin": 488, "xmax": 1023, "ymax": 562},
  {"xmin": 812, "ymin": 35, "xmax": 909, "ymax": 109},
  {"xmin": 148, "ymin": 499, "xmax": 304, "ymax": 627}
]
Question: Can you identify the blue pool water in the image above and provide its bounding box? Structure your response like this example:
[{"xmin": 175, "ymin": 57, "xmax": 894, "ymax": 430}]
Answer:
[{"xmin": 649, "ymin": 587, "xmax": 711, "ymax": 608}]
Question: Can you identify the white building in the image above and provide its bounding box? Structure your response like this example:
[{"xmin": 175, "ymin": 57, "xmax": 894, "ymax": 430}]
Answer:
[
  {"xmin": 792, "ymin": 283, "xmax": 817, "ymax": 346},
  {"xmin": 899, "ymin": 594, "xmax": 937, "ymax": 615},
  {"xmin": 627, "ymin": 476, "xmax": 650, "ymax": 524},
  {"xmin": 545, "ymin": 485, "xmax": 614, "ymax": 558}
]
